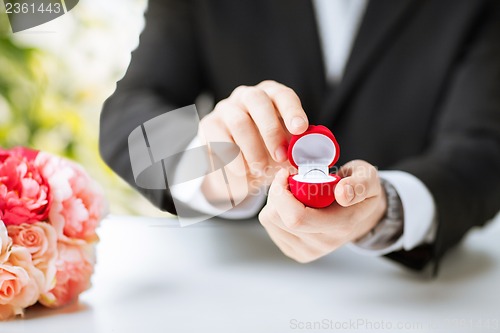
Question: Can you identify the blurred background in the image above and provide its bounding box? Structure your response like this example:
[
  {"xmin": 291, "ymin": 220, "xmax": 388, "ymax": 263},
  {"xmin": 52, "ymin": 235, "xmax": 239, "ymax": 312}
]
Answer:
[{"xmin": 0, "ymin": 0, "xmax": 166, "ymax": 216}]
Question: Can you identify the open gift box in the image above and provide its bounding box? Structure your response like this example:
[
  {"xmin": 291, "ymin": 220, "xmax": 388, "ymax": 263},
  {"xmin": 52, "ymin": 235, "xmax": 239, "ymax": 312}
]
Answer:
[{"xmin": 287, "ymin": 125, "xmax": 341, "ymax": 208}]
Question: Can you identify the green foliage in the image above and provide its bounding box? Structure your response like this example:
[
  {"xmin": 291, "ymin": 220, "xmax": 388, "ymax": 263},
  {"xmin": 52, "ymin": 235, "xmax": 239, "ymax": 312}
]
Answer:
[
  {"xmin": 1, "ymin": 38, "xmax": 40, "ymax": 144},
  {"xmin": 0, "ymin": 36, "xmax": 79, "ymax": 157},
  {"xmin": 0, "ymin": 18, "xmax": 165, "ymax": 216}
]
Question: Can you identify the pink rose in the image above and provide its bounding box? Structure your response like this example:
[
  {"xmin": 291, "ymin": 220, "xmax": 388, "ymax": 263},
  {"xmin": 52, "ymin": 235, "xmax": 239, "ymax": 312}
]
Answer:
[
  {"xmin": 7, "ymin": 223, "xmax": 57, "ymax": 293},
  {"xmin": 36, "ymin": 153, "xmax": 107, "ymax": 243},
  {"xmin": 0, "ymin": 222, "xmax": 12, "ymax": 263},
  {"xmin": 40, "ymin": 243, "xmax": 95, "ymax": 308},
  {"xmin": 0, "ymin": 246, "xmax": 44, "ymax": 320},
  {"xmin": 0, "ymin": 148, "xmax": 51, "ymax": 226}
]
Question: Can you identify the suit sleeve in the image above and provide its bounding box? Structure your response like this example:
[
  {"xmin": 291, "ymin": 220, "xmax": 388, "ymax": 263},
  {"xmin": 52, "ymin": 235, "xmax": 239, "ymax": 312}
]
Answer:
[
  {"xmin": 99, "ymin": 0, "xmax": 203, "ymax": 213},
  {"xmin": 386, "ymin": 1, "xmax": 500, "ymax": 273}
]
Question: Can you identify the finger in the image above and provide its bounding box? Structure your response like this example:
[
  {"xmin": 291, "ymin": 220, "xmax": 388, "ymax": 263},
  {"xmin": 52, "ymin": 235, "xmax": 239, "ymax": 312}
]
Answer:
[
  {"xmin": 257, "ymin": 80, "xmax": 309, "ymax": 135},
  {"xmin": 260, "ymin": 198, "xmax": 306, "ymax": 239},
  {"xmin": 267, "ymin": 168, "xmax": 309, "ymax": 229},
  {"xmin": 259, "ymin": 205, "xmax": 300, "ymax": 255},
  {"xmin": 217, "ymin": 101, "xmax": 271, "ymax": 175},
  {"xmin": 335, "ymin": 160, "xmax": 381, "ymax": 207},
  {"xmin": 260, "ymin": 206, "xmax": 323, "ymax": 263},
  {"xmin": 199, "ymin": 111, "xmax": 245, "ymax": 177},
  {"xmin": 268, "ymin": 169, "xmax": 335, "ymax": 233},
  {"xmin": 231, "ymin": 86, "xmax": 289, "ymax": 163}
]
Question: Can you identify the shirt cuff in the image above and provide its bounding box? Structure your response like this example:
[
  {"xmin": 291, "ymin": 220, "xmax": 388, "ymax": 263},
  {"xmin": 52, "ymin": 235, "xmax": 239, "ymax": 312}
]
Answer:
[
  {"xmin": 348, "ymin": 170, "xmax": 437, "ymax": 256},
  {"xmin": 169, "ymin": 137, "xmax": 266, "ymax": 220}
]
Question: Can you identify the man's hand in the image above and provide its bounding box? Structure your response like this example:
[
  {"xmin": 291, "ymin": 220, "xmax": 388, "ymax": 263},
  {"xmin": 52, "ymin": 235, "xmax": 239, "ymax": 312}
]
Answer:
[
  {"xmin": 199, "ymin": 80, "xmax": 309, "ymax": 204},
  {"xmin": 258, "ymin": 160, "xmax": 387, "ymax": 263}
]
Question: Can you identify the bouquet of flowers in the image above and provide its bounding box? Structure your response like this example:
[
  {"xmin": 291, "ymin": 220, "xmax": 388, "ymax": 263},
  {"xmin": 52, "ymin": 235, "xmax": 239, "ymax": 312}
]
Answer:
[{"xmin": 0, "ymin": 147, "xmax": 107, "ymax": 320}]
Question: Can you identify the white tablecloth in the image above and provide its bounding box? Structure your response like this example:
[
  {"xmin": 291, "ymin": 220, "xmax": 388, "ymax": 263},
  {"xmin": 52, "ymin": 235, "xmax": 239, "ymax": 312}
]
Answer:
[{"xmin": 3, "ymin": 214, "xmax": 500, "ymax": 333}]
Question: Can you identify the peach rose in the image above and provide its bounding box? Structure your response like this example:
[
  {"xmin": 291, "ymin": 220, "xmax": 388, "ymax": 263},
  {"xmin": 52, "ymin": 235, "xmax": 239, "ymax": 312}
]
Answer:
[
  {"xmin": 7, "ymin": 223, "xmax": 57, "ymax": 293},
  {"xmin": 40, "ymin": 243, "xmax": 95, "ymax": 308},
  {"xmin": 0, "ymin": 246, "xmax": 44, "ymax": 320},
  {"xmin": 0, "ymin": 222, "xmax": 12, "ymax": 264},
  {"xmin": 36, "ymin": 153, "xmax": 107, "ymax": 243}
]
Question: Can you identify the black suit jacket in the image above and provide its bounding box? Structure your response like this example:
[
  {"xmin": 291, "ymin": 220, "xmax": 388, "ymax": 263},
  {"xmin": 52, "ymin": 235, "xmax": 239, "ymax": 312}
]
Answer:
[{"xmin": 100, "ymin": 0, "xmax": 500, "ymax": 273}]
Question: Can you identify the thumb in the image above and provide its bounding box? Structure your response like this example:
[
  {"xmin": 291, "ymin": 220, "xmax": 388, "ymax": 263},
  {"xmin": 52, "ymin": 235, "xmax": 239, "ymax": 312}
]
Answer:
[
  {"xmin": 334, "ymin": 160, "xmax": 381, "ymax": 207},
  {"xmin": 269, "ymin": 168, "xmax": 290, "ymax": 197}
]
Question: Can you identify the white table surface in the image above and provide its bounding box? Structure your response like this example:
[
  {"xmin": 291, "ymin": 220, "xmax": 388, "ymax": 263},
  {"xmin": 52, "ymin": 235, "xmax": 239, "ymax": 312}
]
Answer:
[{"xmin": 3, "ymin": 214, "xmax": 500, "ymax": 333}]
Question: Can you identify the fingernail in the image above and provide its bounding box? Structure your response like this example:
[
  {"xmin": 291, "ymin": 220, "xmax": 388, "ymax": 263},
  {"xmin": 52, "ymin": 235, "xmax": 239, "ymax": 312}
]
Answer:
[
  {"xmin": 291, "ymin": 117, "xmax": 306, "ymax": 131},
  {"xmin": 344, "ymin": 184, "xmax": 355, "ymax": 202},
  {"xmin": 274, "ymin": 146, "xmax": 287, "ymax": 162}
]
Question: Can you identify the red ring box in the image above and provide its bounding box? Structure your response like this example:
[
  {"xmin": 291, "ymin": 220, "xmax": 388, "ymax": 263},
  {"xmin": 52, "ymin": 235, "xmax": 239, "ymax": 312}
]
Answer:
[{"xmin": 287, "ymin": 125, "xmax": 341, "ymax": 208}]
